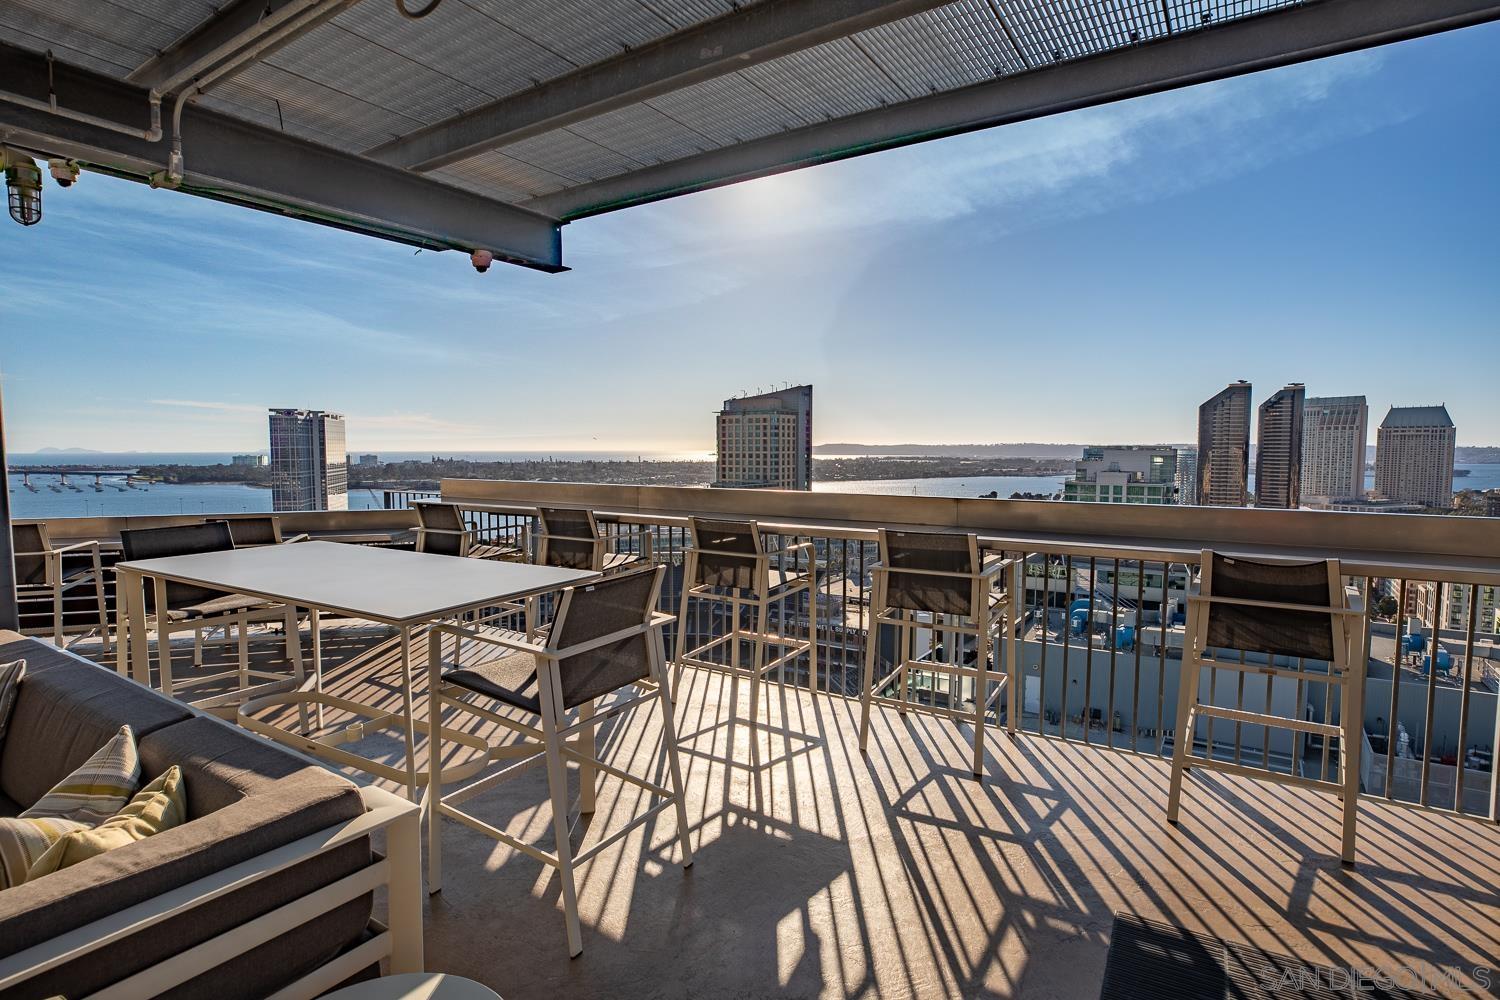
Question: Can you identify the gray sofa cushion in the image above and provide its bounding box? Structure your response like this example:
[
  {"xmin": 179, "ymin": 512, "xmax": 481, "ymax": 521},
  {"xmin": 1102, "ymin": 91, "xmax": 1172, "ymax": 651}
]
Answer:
[
  {"xmin": 0, "ymin": 635, "xmax": 191, "ymax": 808},
  {"xmin": 139, "ymin": 715, "xmax": 315, "ymax": 818},
  {"xmin": 0, "ymin": 767, "xmax": 371, "ymax": 999}
]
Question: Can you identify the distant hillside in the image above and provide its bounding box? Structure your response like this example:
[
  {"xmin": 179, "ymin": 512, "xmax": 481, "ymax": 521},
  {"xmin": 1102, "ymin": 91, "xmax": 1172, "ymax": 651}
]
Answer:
[{"xmin": 817, "ymin": 442, "xmax": 1089, "ymax": 459}]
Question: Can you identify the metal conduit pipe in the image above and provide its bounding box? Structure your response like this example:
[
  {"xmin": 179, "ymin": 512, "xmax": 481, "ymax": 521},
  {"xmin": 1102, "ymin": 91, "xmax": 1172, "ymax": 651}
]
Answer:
[
  {"xmin": 165, "ymin": 0, "xmax": 360, "ymax": 183},
  {"xmin": 0, "ymin": 51, "xmax": 161, "ymax": 141},
  {"xmin": 0, "ymin": 2, "xmax": 349, "ymax": 173}
]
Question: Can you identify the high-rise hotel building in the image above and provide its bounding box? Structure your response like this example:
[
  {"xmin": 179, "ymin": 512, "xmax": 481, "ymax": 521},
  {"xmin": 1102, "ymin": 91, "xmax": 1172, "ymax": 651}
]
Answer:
[
  {"xmin": 1196, "ymin": 381, "xmax": 1251, "ymax": 507},
  {"xmin": 1254, "ymin": 383, "xmax": 1304, "ymax": 509},
  {"xmin": 1374, "ymin": 405, "xmax": 1456, "ymax": 509},
  {"xmin": 269, "ymin": 408, "xmax": 348, "ymax": 511},
  {"xmin": 1299, "ymin": 395, "xmax": 1368, "ymax": 503},
  {"xmin": 713, "ymin": 385, "xmax": 813, "ymax": 490}
]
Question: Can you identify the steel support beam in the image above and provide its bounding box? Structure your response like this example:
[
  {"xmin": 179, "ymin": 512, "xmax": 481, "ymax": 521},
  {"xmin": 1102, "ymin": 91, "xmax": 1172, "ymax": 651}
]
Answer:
[
  {"xmin": 0, "ymin": 43, "xmax": 564, "ymax": 270},
  {"xmin": 364, "ymin": 0, "xmax": 951, "ymax": 173},
  {"xmin": 521, "ymin": 0, "xmax": 1500, "ymax": 220}
]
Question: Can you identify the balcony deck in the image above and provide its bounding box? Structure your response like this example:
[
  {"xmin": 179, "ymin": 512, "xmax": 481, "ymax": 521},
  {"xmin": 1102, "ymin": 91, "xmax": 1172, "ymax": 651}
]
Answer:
[{"xmin": 97, "ymin": 626, "xmax": 1500, "ymax": 1000}]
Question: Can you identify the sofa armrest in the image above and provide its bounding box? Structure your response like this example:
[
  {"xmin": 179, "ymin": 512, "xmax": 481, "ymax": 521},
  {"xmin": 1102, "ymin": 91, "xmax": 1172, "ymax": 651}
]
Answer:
[{"xmin": 0, "ymin": 784, "xmax": 421, "ymax": 999}]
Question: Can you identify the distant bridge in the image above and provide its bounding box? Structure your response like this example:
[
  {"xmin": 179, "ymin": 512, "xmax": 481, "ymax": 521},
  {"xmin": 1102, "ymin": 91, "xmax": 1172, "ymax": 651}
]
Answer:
[{"xmin": 9, "ymin": 467, "xmax": 143, "ymax": 488}]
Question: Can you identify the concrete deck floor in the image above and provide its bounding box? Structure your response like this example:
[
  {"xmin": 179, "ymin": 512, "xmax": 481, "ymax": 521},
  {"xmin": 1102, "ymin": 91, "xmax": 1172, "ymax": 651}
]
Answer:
[{"xmin": 106, "ymin": 625, "xmax": 1500, "ymax": 999}]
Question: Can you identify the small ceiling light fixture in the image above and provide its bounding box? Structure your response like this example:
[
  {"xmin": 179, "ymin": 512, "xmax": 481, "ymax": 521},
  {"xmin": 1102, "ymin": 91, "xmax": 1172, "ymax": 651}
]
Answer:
[
  {"xmin": 48, "ymin": 158, "xmax": 80, "ymax": 188},
  {"xmin": 2, "ymin": 147, "xmax": 43, "ymax": 226},
  {"xmin": 470, "ymin": 249, "xmax": 494, "ymax": 273}
]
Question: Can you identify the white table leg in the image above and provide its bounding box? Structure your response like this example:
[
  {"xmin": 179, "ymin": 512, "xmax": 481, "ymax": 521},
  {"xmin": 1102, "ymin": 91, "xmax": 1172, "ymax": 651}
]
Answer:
[
  {"xmin": 310, "ymin": 607, "xmax": 325, "ymax": 730},
  {"xmin": 284, "ymin": 604, "xmax": 310, "ymax": 734},
  {"xmin": 399, "ymin": 625, "xmax": 419, "ymax": 802},
  {"xmin": 426, "ymin": 626, "xmax": 443, "ymax": 893},
  {"xmin": 122, "ymin": 569, "xmax": 150, "ymax": 686}
]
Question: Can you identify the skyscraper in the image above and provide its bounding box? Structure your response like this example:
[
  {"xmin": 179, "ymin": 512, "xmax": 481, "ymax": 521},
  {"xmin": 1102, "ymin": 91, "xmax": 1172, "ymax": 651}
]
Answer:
[
  {"xmin": 268, "ymin": 408, "xmax": 348, "ymax": 512},
  {"xmin": 713, "ymin": 385, "xmax": 813, "ymax": 490},
  {"xmin": 1254, "ymin": 383, "xmax": 1304, "ymax": 509},
  {"xmin": 1374, "ymin": 405, "xmax": 1456, "ymax": 509},
  {"xmin": 1196, "ymin": 381, "xmax": 1251, "ymax": 507},
  {"xmin": 1300, "ymin": 395, "xmax": 1368, "ymax": 503},
  {"xmin": 1175, "ymin": 447, "xmax": 1199, "ymax": 505}
]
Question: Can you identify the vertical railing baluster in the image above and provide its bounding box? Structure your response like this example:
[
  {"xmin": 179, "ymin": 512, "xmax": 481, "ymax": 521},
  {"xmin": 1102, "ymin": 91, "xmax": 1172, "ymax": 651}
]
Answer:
[
  {"xmin": 1084, "ymin": 557, "xmax": 1096, "ymax": 745},
  {"xmin": 1454, "ymin": 585, "xmax": 1479, "ymax": 813},
  {"xmin": 1061, "ymin": 555, "xmax": 1073, "ymax": 742},
  {"xmin": 1107, "ymin": 557, "xmax": 1119, "ymax": 750},
  {"xmin": 1386, "ymin": 578, "xmax": 1406, "ymax": 800},
  {"xmin": 1419, "ymin": 581, "xmax": 1443, "ymax": 807},
  {"xmin": 1157, "ymin": 561, "xmax": 1169, "ymax": 757},
  {"xmin": 1039, "ymin": 554, "xmax": 1050, "ymax": 738},
  {"xmin": 1131, "ymin": 558, "xmax": 1143, "ymax": 753}
]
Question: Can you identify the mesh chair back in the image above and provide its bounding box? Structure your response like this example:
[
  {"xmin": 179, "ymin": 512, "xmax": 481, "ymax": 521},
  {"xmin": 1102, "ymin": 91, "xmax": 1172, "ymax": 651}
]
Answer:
[
  {"xmin": 690, "ymin": 517, "xmax": 762, "ymax": 592},
  {"xmin": 550, "ymin": 566, "xmax": 661, "ymax": 710},
  {"xmin": 11, "ymin": 523, "xmax": 49, "ymax": 587},
  {"xmin": 1201, "ymin": 553, "xmax": 1337, "ymax": 661},
  {"xmin": 539, "ymin": 507, "xmax": 599, "ymax": 570},
  {"xmin": 881, "ymin": 529, "xmax": 979, "ymax": 617},
  {"xmin": 415, "ymin": 503, "xmax": 467, "ymax": 557},
  {"xmin": 219, "ymin": 517, "xmax": 281, "ymax": 547},
  {"xmin": 415, "ymin": 503, "xmax": 467, "ymax": 533},
  {"xmin": 120, "ymin": 522, "xmax": 235, "ymax": 610}
]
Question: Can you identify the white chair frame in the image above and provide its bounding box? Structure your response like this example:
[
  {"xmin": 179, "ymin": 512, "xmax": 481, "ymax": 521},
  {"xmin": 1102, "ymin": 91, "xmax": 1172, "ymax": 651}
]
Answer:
[
  {"xmin": 857, "ymin": 530, "xmax": 1017, "ymax": 777},
  {"xmin": 12, "ymin": 522, "xmax": 111, "ymax": 653},
  {"xmin": 425, "ymin": 569, "xmax": 694, "ymax": 957},
  {"xmin": 1166, "ymin": 550, "xmax": 1367, "ymax": 865},
  {"xmin": 672, "ymin": 518, "xmax": 818, "ymax": 726}
]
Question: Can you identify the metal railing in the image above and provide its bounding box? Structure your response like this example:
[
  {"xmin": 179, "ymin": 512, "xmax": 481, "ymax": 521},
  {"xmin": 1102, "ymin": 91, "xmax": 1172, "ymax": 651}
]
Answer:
[{"xmin": 431, "ymin": 479, "xmax": 1500, "ymax": 823}]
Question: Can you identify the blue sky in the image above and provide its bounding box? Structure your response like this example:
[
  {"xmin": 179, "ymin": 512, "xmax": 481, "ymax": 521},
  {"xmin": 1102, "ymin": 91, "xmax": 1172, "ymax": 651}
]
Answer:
[{"xmin": 3, "ymin": 21, "xmax": 1497, "ymax": 455}]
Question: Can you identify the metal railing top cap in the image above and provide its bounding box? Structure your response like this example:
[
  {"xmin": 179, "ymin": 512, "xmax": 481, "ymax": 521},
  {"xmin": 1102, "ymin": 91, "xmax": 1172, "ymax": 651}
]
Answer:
[{"xmin": 439, "ymin": 480, "xmax": 1500, "ymax": 583}]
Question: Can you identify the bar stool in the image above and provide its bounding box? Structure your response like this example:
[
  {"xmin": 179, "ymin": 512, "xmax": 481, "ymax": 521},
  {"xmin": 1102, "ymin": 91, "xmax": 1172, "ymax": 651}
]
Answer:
[
  {"xmin": 535, "ymin": 506, "xmax": 647, "ymax": 574},
  {"xmin": 1166, "ymin": 550, "xmax": 1365, "ymax": 864},
  {"xmin": 673, "ymin": 517, "xmax": 817, "ymax": 725},
  {"xmin": 858, "ymin": 529, "xmax": 1015, "ymax": 777},
  {"xmin": 413, "ymin": 502, "xmax": 526, "ymax": 561},
  {"xmin": 427, "ymin": 566, "xmax": 693, "ymax": 957}
]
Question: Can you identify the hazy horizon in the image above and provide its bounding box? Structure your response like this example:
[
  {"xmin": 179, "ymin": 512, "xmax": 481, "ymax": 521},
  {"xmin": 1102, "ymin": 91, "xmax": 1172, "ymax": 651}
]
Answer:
[{"xmin": 4, "ymin": 23, "xmax": 1496, "ymax": 454}]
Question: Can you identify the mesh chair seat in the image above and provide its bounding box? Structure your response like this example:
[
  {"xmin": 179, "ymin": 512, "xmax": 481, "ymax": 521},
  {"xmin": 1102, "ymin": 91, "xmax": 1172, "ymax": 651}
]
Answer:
[
  {"xmin": 445, "ymin": 652, "xmax": 543, "ymax": 714},
  {"xmin": 692, "ymin": 566, "xmax": 809, "ymax": 597},
  {"xmin": 468, "ymin": 541, "xmax": 526, "ymax": 561},
  {"xmin": 163, "ymin": 593, "xmax": 277, "ymax": 622},
  {"xmin": 602, "ymin": 551, "xmax": 644, "ymax": 572}
]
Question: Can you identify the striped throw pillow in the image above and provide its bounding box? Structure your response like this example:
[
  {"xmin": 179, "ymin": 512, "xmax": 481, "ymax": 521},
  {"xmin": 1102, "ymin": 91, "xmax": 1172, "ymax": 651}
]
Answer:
[
  {"xmin": 27, "ymin": 766, "xmax": 188, "ymax": 881},
  {"xmin": 22, "ymin": 725, "xmax": 141, "ymax": 825},
  {"xmin": 0, "ymin": 815, "xmax": 91, "ymax": 889},
  {"xmin": 0, "ymin": 659, "xmax": 23, "ymax": 749}
]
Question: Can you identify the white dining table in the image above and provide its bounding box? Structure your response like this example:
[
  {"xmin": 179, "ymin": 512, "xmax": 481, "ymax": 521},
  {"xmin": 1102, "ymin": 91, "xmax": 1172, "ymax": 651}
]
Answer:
[{"xmin": 114, "ymin": 541, "xmax": 597, "ymax": 800}]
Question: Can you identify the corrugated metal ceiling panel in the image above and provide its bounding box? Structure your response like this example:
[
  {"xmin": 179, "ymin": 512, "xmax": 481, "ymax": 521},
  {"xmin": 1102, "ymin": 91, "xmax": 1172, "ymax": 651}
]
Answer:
[
  {"xmin": 645, "ymin": 73, "xmax": 800, "ymax": 146},
  {"xmin": 739, "ymin": 37, "xmax": 909, "ymax": 121},
  {"xmin": 431, "ymin": 148, "xmax": 573, "ymax": 198},
  {"xmin": 855, "ymin": 2, "xmax": 1027, "ymax": 92},
  {"xmin": 565, "ymin": 103, "xmax": 717, "ymax": 165}
]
